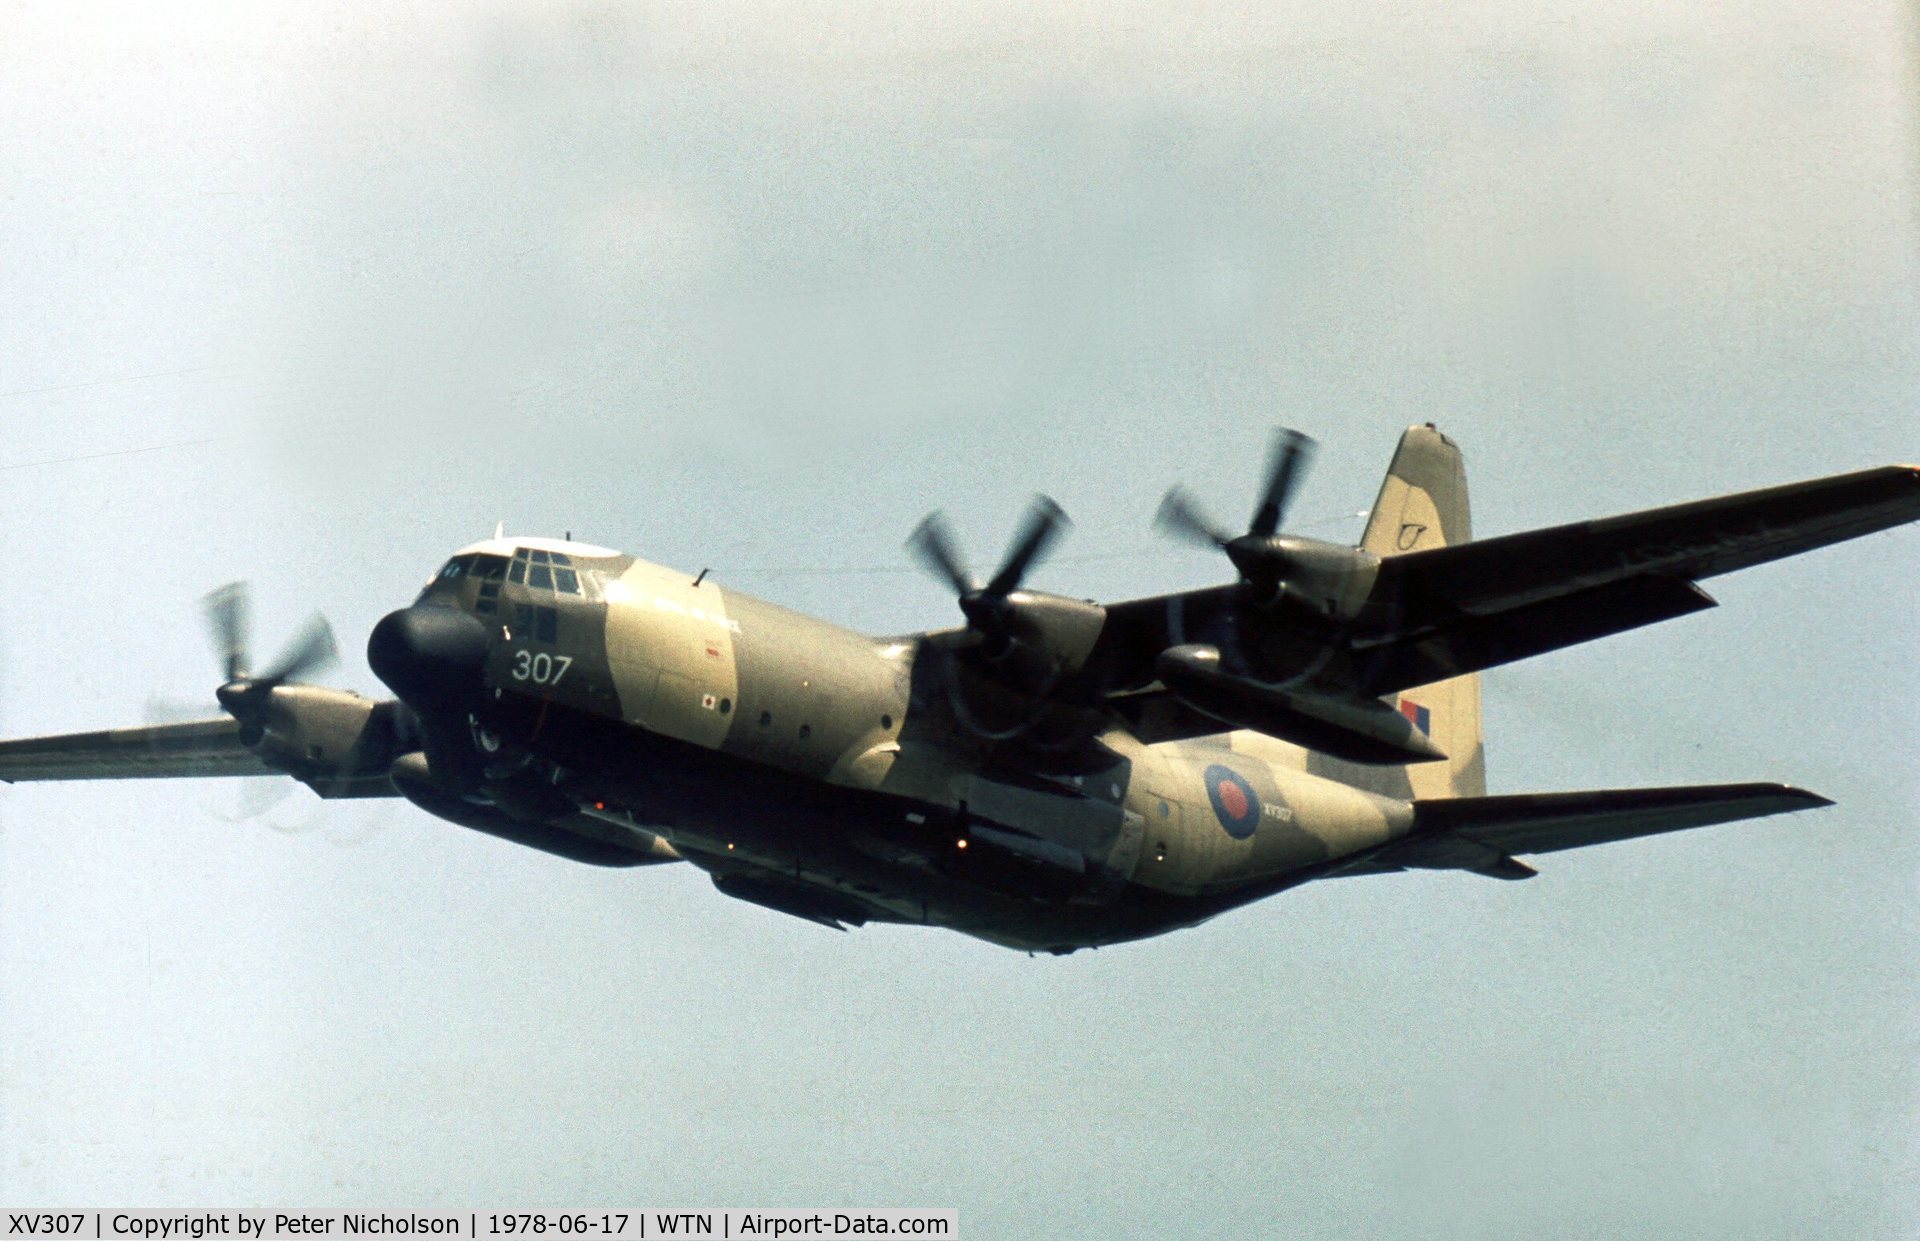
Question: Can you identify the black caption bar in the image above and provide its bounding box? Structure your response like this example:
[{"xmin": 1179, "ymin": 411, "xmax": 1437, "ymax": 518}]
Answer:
[{"xmin": 2, "ymin": 1213, "xmax": 957, "ymax": 1241}]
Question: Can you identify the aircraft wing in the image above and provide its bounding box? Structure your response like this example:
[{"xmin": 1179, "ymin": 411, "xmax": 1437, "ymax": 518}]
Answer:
[
  {"xmin": 1088, "ymin": 463, "xmax": 1920, "ymax": 716},
  {"xmin": 1350, "ymin": 464, "xmax": 1920, "ymax": 694},
  {"xmin": 1338, "ymin": 783, "xmax": 1831, "ymax": 879},
  {"xmin": 0, "ymin": 718, "xmax": 276, "ymax": 782}
]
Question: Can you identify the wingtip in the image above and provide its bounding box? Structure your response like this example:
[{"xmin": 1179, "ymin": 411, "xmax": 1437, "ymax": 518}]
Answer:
[{"xmin": 1773, "ymin": 784, "xmax": 1836, "ymax": 809}]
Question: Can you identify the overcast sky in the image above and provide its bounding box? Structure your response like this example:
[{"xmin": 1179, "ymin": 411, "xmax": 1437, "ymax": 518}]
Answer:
[{"xmin": 1, "ymin": 2, "xmax": 1916, "ymax": 1235}]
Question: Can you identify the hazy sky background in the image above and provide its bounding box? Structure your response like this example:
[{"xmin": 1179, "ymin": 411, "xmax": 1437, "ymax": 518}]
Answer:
[{"xmin": 2, "ymin": 2, "xmax": 1916, "ymax": 1235}]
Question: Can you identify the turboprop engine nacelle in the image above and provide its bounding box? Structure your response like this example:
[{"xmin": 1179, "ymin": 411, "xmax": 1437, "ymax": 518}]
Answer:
[
  {"xmin": 983, "ymin": 590, "xmax": 1107, "ymax": 678},
  {"xmin": 1225, "ymin": 536, "xmax": 1381, "ymax": 618},
  {"xmin": 248, "ymin": 684, "xmax": 406, "ymax": 797},
  {"xmin": 1155, "ymin": 644, "xmax": 1445, "ymax": 765}
]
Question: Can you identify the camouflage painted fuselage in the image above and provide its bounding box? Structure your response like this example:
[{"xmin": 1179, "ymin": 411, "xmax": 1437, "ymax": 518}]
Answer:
[
  {"xmin": 2, "ymin": 423, "xmax": 1894, "ymax": 952},
  {"xmin": 420, "ymin": 537, "xmax": 1417, "ymax": 954}
]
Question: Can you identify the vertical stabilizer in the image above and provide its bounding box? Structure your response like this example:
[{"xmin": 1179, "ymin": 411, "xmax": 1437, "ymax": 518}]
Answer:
[
  {"xmin": 1363, "ymin": 426, "xmax": 1484, "ymax": 798},
  {"xmin": 1361, "ymin": 424, "xmax": 1471, "ymax": 555}
]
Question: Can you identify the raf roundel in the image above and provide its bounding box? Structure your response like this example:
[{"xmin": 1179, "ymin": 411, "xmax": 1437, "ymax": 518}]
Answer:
[{"xmin": 1204, "ymin": 764, "xmax": 1262, "ymax": 839}]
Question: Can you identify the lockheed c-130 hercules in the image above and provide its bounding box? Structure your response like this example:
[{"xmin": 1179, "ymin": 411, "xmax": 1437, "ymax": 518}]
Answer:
[{"xmin": 2, "ymin": 426, "xmax": 1915, "ymax": 953}]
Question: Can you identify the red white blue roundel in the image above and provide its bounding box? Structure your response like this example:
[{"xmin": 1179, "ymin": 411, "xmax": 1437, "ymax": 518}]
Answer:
[{"xmin": 1204, "ymin": 764, "xmax": 1261, "ymax": 839}]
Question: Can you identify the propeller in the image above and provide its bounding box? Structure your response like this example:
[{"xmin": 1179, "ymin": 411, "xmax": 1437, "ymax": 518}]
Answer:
[
  {"xmin": 202, "ymin": 582, "xmax": 339, "ymax": 736},
  {"xmin": 1156, "ymin": 427, "xmax": 1317, "ymax": 557},
  {"xmin": 1155, "ymin": 426, "xmax": 1379, "ymax": 622},
  {"xmin": 205, "ymin": 582, "xmax": 250, "ymax": 681},
  {"xmin": 907, "ymin": 495, "xmax": 1070, "ymax": 654}
]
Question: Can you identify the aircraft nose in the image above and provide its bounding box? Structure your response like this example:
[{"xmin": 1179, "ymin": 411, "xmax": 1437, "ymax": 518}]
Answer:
[{"xmin": 367, "ymin": 605, "xmax": 491, "ymax": 707}]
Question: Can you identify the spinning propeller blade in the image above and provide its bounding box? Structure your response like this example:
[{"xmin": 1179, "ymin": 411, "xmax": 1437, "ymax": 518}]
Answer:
[
  {"xmin": 200, "ymin": 582, "xmax": 339, "ymax": 730},
  {"xmin": 204, "ymin": 582, "xmax": 251, "ymax": 681},
  {"xmin": 906, "ymin": 494, "xmax": 1072, "ymax": 646},
  {"xmin": 906, "ymin": 512, "xmax": 977, "ymax": 596},
  {"xmin": 1249, "ymin": 427, "xmax": 1316, "ymax": 538},
  {"xmin": 1154, "ymin": 486, "xmax": 1235, "ymax": 549},
  {"xmin": 985, "ymin": 496, "xmax": 1068, "ymax": 597},
  {"xmin": 256, "ymin": 614, "xmax": 338, "ymax": 687},
  {"xmin": 1155, "ymin": 426, "xmax": 1321, "ymax": 583}
]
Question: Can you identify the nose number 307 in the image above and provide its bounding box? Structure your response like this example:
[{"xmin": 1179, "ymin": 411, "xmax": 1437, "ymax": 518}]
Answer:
[{"xmin": 512, "ymin": 648, "xmax": 572, "ymax": 686}]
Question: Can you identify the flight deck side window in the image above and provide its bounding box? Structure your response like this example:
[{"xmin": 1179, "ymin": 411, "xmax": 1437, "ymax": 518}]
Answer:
[
  {"xmin": 529, "ymin": 563, "xmax": 554, "ymax": 589},
  {"xmin": 471, "ymin": 554, "xmax": 509, "ymax": 615}
]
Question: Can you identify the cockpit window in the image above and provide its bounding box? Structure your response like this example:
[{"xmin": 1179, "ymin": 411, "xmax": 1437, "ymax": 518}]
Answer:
[
  {"xmin": 420, "ymin": 553, "xmax": 515, "ymax": 610},
  {"xmin": 509, "ymin": 546, "xmax": 584, "ymax": 595}
]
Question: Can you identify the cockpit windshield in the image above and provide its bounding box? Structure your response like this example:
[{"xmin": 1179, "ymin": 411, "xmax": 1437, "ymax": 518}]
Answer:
[
  {"xmin": 418, "ymin": 546, "xmax": 589, "ymax": 612},
  {"xmin": 507, "ymin": 547, "xmax": 583, "ymax": 595}
]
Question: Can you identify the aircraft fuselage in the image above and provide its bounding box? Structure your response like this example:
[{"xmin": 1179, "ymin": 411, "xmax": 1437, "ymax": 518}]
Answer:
[{"xmin": 391, "ymin": 537, "xmax": 1411, "ymax": 952}]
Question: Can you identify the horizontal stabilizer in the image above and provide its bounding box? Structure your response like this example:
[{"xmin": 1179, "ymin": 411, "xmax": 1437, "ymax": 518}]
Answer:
[
  {"xmin": 1343, "ymin": 782, "xmax": 1831, "ymax": 878},
  {"xmin": 1421, "ymin": 782, "xmax": 1832, "ymax": 852}
]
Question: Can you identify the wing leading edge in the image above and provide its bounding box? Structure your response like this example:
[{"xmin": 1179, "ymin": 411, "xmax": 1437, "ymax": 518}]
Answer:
[
  {"xmin": 0, "ymin": 718, "xmax": 274, "ymax": 781},
  {"xmin": 1091, "ymin": 453, "xmax": 1920, "ymax": 719},
  {"xmin": 0, "ymin": 715, "xmax": 400, "ymax": 799},
  {"xmin": 1353, "ymin": 463, "xmax": 1920, "ymax": 694}
]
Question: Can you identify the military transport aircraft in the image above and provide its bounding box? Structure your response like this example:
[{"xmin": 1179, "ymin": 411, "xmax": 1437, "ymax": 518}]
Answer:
[{"xmin": 1, "ymin": 426, "xmax": 1915, "ymax": 953}]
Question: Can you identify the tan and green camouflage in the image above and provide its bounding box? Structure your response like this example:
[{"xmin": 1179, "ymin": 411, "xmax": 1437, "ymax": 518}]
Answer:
[{"xmin": 1, "ymin": 426, "xmax": 1914, "ymax": 952}]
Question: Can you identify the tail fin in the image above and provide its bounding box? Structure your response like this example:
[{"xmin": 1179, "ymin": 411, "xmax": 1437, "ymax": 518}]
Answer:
[
  {"xmin": 1362, "ymin": 426, "xmax": 1484, "ymax": 798},
  {"xmin": 1361, "ymin": 423, "xmax": 1471, "ymax": 554}
]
